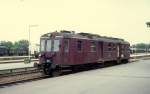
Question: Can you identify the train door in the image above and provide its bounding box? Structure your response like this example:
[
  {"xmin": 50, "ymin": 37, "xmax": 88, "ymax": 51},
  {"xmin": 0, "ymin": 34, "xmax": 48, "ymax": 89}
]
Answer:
[
  {"xmin": 98, "ymin": 42, "xmax": 103, "ymax": 58},
  {"xmin": 75, "ymin": 40, "xmax": 84, "ymax": 64},
  {"xmin": 117, "ymin": 44, "xmax": 122, "ymax": 63},
  {"xmin": 62, "ymin": 38, "xmax": 70, "ymax": 64},
  {"xmin": 117, "ymin": 44, "xmax": 120, "ymax": 58}
]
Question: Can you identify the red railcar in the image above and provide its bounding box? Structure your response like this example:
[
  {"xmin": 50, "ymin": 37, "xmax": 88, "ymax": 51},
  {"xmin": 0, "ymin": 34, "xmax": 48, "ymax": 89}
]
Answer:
[{"xmin": 38, "ymin": 30, "xmax": 130, "ymax": 75}]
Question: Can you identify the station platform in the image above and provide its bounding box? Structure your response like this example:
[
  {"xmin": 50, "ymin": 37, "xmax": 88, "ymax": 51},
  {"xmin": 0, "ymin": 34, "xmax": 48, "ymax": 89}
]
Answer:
[
  {"xmin": 0, "ymin": 56, "xmax": 30, "ymax": 58},
  {"xmin": 0, "ymin": 61, "xmax": 36, "ymax": 70},
  {"xmin": 130, "ymin": 53, "xmax": 150, "ymax": 57}
]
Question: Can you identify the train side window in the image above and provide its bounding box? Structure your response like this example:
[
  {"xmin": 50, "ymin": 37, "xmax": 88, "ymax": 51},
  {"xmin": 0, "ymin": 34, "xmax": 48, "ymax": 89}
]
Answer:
[
  {"xmin": 77, "ymin": 40, "xmax": 82, "ymax": 51},
  {"xmin": 40, "ymin": 39, "xmax": 46, "ymax": 52},
  {"xmin": 108, "ymin": 43, "xmax": 111, "ymax": 51},
  {"xmin": 64, "ymin": 39, "xmax": 69, "ymax": 52},
  {"xmin": 122, "ymin": 45, "xmax": 125, "ymax": 51},
  {"xmin": 90, "ymin": 42, "xmax": 96, "ymax": 52},
  {"xmin": 112, "ymin": 44, "xmax": 116, "ymax": 50},
  {"xmin": 46, "ymin": 40, "xmax": 52, "ymax": 52},
  {"xmin": 54, "ymin": 40, "xmax": 60, "ymax": 52}
]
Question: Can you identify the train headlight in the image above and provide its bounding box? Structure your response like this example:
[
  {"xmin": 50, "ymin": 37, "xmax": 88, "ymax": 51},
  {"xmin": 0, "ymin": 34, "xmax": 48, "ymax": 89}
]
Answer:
[
  {"xmin": 46, "ymin": 59, "xmax": 51, "ymax": 63},
  {"xmin": 38, "ymin": 53, "xmax": 41, "ymax": 57}
]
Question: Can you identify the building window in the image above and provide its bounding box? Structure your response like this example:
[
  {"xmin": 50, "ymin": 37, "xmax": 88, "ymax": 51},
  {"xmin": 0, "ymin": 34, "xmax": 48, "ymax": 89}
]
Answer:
[
  {"xmin": 90, "ymin": 41, "xmax": 96, "ymax": 52},
  {"xmin": 64, "ymin": 39, "xmax": 69, "ymax": 52},
  {"xmin": 77, "ymin": 40, "xmax": 82, "ymax": 51}
]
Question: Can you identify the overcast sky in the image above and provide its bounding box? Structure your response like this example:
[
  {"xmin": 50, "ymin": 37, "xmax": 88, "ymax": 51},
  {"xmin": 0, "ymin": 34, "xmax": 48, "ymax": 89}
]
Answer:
[{"xmin": 0, "ymin": 0, "xmax": 150, "ymax": 45}]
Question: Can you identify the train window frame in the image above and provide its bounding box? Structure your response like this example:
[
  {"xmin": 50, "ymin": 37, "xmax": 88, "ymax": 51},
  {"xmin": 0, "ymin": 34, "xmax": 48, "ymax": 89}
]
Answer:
[
  {"xmin": 40, "ymin": 39, "xmax": 46, "ymax": 52},
  {"xmin": 122, "ymin": 45, "xmax": 125, "ymax": 51},
  {"xmin": 46, "ymin": 39, "xmax": 52, "ymax": 52},
  {"xmin": 64, "ymin": 39, "xmax": 69, "ymax": 52},
  {"xmin": 108, "ymin": 43, "xmax": 111, "ymax": 51},
  {"xmin": 112, "ymin": 43, "xmax": 116, "ymax": 50},
  {"xmin": 53, "ymin": 39, "xmax": 60, "ymax": 52},
  {"xmin": 90, "ymin": 41, "xmax": 96, "ymax": 52},
  {"xmin": 77, "ymin": 40, "xmax": 82, "ymax": 52}
]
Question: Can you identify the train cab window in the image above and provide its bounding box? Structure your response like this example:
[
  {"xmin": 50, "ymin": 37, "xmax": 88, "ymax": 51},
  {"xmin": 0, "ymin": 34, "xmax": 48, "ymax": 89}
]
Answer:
[
  {"xmin": 90, "ymin": 42, "xmax": 96, "ymax": 52},
  {"xmin": 64, "ymin": 39, "xmax": 69, "ymax": 52},
  {"xmin": 54, "ymin": 40, "xmax": 60, "ymax": 52},
  {"xmin": 77, "ymin": 40, "xmax": 82, "ymax": 51},
  {"xmin": 46, "ymin": 40, "xmax": 52, "ymax": 52},
  {"xmin": 40, "ymin": 39, "xmax": 46, "ymax": 52}
]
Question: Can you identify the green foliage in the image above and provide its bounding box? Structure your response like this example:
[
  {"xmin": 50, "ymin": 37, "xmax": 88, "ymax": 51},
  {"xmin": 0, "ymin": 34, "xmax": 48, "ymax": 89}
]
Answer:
[
  {"xmin": 131, "ymin": 43, "xmax": 150, "ymax": 49},
  {"xmin": 15, "ymin": 40, "xmax": 29, "ymax": 50},
  {"xmin": 0, "ymin": 40, "xmax": 29, "ymax": 55},
  {"xmin": 0, "ymin": 41, "xmax": 13, "ymax": 50}
]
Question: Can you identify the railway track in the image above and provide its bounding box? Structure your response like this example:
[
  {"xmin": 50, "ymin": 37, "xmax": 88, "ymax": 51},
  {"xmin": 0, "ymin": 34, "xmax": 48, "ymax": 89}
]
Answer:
[
  {"xmin": 0, "ymin": 67, "xmax": 39, "ymax": 77},
  {"xmin": 0, "ymin": 55, "xmax": 150, "ymax": 86},
  {"xmin": 0, "ymin": 67, "xmax": 44, "ymax": 86}
]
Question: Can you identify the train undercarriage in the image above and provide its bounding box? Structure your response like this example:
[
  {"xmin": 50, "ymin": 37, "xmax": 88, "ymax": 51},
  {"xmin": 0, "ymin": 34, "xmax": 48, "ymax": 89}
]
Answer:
[{"xmin": 37, "ymin": 59, "xmax": 129, "ymax": 76}]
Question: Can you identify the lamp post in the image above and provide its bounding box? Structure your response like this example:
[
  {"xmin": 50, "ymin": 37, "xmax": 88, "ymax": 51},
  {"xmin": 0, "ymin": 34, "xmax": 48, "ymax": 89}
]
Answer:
[
  {"xmin": 146, "ymin": 22, "xmax": 150, "ymax": 54},
  {"xmin": 146, "ymin": 22, "xmax": 150, "ymax": 27},
  {"xmin": 28, "ymin": 25, "xmax": 39, "ymax": 63}
]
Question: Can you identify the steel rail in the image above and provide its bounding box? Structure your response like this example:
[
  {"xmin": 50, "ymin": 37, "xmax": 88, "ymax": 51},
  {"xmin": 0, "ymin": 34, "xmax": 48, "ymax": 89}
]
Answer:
[
  {"xmin": 0, "ymin": 55, "xmax": 150, "ymax": 78},
  {"xmin": 0, "ymin": 59, "xmax": 39, "ymax": 64},
  {"xmin": 0, "ymin": 67, "xmax": 41, "ymax": 78}
]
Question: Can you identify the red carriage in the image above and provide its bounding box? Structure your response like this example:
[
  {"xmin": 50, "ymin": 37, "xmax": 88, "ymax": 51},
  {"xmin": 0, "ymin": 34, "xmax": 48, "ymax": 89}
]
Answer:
[{"xmin": 38, "ymin": 30, "xmax": 130, "ymax": 75}]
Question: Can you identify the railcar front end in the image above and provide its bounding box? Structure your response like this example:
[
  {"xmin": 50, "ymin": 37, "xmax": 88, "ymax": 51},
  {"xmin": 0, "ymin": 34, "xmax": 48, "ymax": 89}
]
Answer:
[{"xmin": 38, "ymin": 33, "xmax": 63, "ymax": 75}]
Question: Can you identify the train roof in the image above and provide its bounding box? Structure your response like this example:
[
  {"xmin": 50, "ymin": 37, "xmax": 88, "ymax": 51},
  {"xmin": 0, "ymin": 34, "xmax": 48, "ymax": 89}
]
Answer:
[{"xmin": 41, "ymin": 30, "xmax": 129, "ymax": 44}]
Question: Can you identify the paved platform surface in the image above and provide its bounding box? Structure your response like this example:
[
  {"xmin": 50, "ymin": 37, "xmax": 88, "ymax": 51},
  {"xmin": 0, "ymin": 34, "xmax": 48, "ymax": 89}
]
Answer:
[
  {"xmin": 130, "ymin": 53, "xmax": 150, "ymax": 57},
  {"xmin": 0, "ymin": 56, "xmax": 29, "ymax": 58},
  {"xmin": 1, "ymin": 59, "xmax": 150, "ymax": 94},
  {"xmin": 0, "ymin": 62, "xmax": 35, "ymax": 70}
]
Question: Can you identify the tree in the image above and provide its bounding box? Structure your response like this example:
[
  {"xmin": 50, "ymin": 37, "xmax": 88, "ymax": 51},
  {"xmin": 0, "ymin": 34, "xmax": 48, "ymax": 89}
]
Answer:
[
  {"xmin": 131, "ymin": 43, "xmax": 150, "ymax": 53},
  {"xmin": 135, "ymin": 43, "xmax": 147, "ymax": 49},
  {"xmin": 18, "ymin": 40, "xmax": 29, "ymax": 50},
  {"xmin": 0, "ymin": 41, "xmax": 13, "ymax": 55},
  {"xmin": 0, "ymin": 40, "xmax": 29, "ymax": 56},
  {"xmin": 14, "ymin": 40, "xmax": 29, "ymax": 55}
]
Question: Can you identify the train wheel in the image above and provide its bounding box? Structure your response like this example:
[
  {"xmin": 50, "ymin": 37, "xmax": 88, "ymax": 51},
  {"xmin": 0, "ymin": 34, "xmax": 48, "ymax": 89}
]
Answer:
[
  {"xmin": 43, "ymin": 67, "xmax": 52, "ymax": 76},
  {"xmin": 43, "ymin": 63, "xmax": 61, "ymax": 77},
  {"xmin": 117, "ymin": 59, "xmax": 121, "ymax": 64},
  {"xmin": 71, "ymin": 65, "xmax": 78, "ymax": 72},
  {"xmin": 51, "ymin": 69, "xmax": 61, "ymax": 77},
  {"xmin": 43, "ymin": 63, "xmax": 53, "ymax": 76},
  {"xmin": 43, "ymin": 68, "xmax": 61, "ymax": 77},
  {"xmin": 51, "ymin": 66, "xmax": 61, "ymax": 77},
  {"xmin": 123, "ymin": 59, "xmax": 129, "ymax": 64},
  {"xmin": 100, "ymin": 63, "xmax": 105, "ymax": 68}
]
